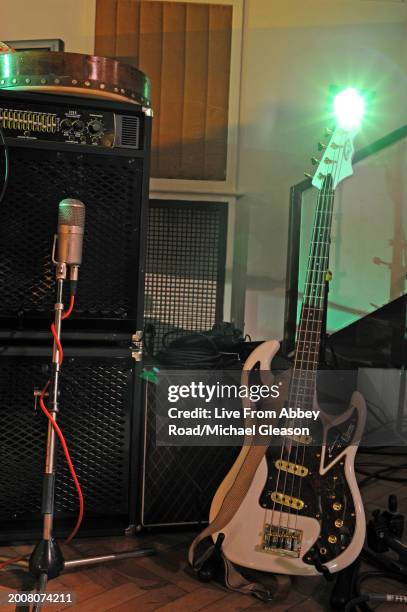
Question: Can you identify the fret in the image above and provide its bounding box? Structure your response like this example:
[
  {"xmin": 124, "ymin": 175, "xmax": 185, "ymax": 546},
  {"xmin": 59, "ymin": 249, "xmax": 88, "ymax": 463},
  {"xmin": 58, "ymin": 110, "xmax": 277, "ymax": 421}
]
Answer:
[
  {"xmin": 294, "ymin": 177, "xmax": 335, "ymax": 372},
  {"xmin": 307, "ymin": 264, "xmax": 327, "ymax": 274},
  {"xmin": 292, "ymin": 369, "xmax": 318, "ymax": 376},
  {"xmin": 298, "ymin": 332, "xmax": 321, "ymax": 342},
  {"xmin": 288, "ymin": 382, "xmax": 316, "ymax": 391}
]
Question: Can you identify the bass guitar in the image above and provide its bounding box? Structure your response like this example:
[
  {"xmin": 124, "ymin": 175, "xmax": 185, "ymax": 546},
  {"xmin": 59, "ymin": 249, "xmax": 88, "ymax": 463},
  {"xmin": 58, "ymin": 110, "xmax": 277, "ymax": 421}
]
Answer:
[{"xmin": 209, "ymin": 126, "xmax": 366, "ymax": 576}]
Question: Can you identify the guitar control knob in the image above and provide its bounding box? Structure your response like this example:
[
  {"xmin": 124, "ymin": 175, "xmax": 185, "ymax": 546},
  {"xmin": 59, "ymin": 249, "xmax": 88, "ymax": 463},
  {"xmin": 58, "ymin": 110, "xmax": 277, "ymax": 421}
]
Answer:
[
  {"xmin": 333, "ymin": 502, "xmax": 342, "ymax": 511},
  {"xmin": 334, "ymin": 519, "xmax": 344, "ymax": 528},
  {"xmin": 328, "ymin": 535, "xmax": 337, "ymax": 544}
]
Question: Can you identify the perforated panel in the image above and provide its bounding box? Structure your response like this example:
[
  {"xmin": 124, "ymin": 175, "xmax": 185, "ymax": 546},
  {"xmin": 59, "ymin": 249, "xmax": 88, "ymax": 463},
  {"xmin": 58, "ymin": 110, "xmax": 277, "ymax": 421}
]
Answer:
[
  {"xmin": 141, "ymin": 377, "xmax": 239, "ymax": 526},
  {"xmin": 0, "ymin": 147, "xmax": 143, "ymax": 325},
  {"xmin": 144, "ymin": 201, "xmax": 228, "ymax": 353},
  {"xmin": 0, "ymin": 352, "xmax": 133, "ymax": 523}
]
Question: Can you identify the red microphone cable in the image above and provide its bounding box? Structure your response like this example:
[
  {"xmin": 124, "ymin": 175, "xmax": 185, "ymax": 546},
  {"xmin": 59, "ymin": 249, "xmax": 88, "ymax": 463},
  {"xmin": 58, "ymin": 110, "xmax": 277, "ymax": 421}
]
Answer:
[
  {"xmin": 45, "ymin": 294, "xmax": 84, "ymax": 543},
  {"xmin": 1, "ymin": 296, "xmax": 84, "ymax": 571},
  {"xmin": 0, "ymin": 295, "xmax": 84, "ymax": 571}
]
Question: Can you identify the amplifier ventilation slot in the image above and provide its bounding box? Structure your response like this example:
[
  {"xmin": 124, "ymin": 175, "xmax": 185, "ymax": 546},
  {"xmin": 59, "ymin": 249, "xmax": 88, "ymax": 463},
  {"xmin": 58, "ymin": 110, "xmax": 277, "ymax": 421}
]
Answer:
[{"xmin": 117, "ymin": 115, "xmax": 140, "ymax": 149}]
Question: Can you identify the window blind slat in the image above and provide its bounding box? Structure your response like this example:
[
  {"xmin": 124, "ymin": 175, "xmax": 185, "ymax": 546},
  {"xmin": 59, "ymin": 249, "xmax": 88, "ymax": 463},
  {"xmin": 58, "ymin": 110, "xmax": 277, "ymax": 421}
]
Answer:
[
  {"xmin": 95, "ymin": 0, "xmax": 118, "ymax": 57},
  {"xmin": 158, "ymin": 3, "xmax": 186, "ymax": 178},
  {"xmin": 205, "ymin": 5, "xmax": 232, "ymax": 181},
  {"xmin": 115, "ymin": 0, "xmax": 140, "ymax": 66},
  {"xmin": 95, "ymin": 0, "xmax": 232, "ymax": 181},
  {"xmin": 139, "ymin": 1, "xmax": 164, "ymax": 176}
]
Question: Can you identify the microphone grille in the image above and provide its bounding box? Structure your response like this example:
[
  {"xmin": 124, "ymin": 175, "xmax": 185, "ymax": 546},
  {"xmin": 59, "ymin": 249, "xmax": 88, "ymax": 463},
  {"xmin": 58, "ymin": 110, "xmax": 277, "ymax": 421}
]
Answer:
[{"xmin": 58, "ymin": 198, "xmax": 86, "ymax": 228}]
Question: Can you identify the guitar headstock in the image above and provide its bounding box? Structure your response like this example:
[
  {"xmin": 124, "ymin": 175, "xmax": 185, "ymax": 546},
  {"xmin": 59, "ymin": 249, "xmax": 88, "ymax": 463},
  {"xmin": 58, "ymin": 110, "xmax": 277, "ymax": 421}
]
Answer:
[{"xmin": 311, "ymin": 126, "xmax": 358, "ymax": 191}]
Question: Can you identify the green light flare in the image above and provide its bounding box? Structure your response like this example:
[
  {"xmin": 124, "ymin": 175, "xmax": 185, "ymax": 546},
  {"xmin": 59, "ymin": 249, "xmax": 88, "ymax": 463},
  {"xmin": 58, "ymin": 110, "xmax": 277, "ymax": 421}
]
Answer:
[{"xmin": 333, "ymin": 87, "xmax": 366, "ymax": 130}]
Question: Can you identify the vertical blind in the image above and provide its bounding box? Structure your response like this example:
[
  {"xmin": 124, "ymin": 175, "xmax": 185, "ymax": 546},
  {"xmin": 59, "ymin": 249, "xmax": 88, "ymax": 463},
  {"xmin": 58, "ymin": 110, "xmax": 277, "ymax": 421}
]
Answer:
[{"xmin": 95, "ymin": 0, "xmax": 233, "ymax": 180}]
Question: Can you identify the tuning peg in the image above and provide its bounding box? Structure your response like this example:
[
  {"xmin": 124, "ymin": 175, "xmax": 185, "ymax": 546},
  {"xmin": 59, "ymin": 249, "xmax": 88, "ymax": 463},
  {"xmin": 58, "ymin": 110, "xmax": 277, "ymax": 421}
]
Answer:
[
  {"xmin": 318, "ymin": 142, "xmax": 327, "ymax": 151},
  {"xmin": 304, "ymin": 172, "xmax": 313, "ymax": 179},
  {"xmin": 311, "ymin": 157, "xmax": 320, "ymax": 166}
]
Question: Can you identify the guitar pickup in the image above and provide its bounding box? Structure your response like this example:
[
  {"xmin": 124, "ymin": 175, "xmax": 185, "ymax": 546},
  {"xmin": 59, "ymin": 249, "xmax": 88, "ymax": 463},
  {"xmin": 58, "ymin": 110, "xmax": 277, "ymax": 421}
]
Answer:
[
  {"xmin": 270, "ymin": 491, "xmax": 304, "ymax": 510},
  {"xmin": 275, "ymin": 459, "xmax": 308, "ymax": 477}
]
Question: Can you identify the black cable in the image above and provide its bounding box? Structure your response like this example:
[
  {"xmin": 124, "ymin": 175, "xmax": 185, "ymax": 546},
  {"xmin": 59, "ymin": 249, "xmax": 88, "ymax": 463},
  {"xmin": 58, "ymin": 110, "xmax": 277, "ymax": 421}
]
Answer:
[
  {"xmin": 156, "ymin": 331, "xmax": 240, "ymax": 369},
  {"xmin": 0, "ymin": 125, "xmax": 9, "ymax": 206},
  {"xmin": 345, "ymin": 570, "xmax": 407, "ymax": 612},
  {"xmin": 142, "ymin": 324, "xmax": 156, "ymax": 358},
  {"xmin": 356, "ymin": 464, "xmax": 407, "ymax": 488},
  {"xmin": 359, "ymin": 448, "xmax": 407, "ymax": 456},
  {"xmin": 344, "ymin": 594, "xmax": 370, "ymax": 612}
]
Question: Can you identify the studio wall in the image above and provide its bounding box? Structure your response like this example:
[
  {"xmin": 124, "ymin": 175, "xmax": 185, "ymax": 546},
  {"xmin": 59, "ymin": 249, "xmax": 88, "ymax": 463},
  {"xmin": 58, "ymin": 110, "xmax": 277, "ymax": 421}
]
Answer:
[
  {"xmin": 1, "ymin": 0, "xmax": 406, "ymax": 342},
  {"xmin": 1, "ymin": 0, "xmax": 96, "ymax": 55},
  {"xmin": 239, "ymin": 0, "xmax": 407, "ymax": 340}
]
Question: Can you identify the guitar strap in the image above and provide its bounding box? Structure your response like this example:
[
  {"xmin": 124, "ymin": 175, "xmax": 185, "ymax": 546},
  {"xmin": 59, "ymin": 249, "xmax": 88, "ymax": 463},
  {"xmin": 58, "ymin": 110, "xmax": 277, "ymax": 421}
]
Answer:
[{"xmin": 188, "ymin": 369, "xmax": 292, "ymax": 601}]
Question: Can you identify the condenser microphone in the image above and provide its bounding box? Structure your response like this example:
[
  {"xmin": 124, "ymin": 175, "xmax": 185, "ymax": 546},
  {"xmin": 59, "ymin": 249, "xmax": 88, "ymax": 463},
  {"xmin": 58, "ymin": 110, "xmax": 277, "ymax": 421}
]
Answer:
[
  {"xmin": 56, "ymin": 198, "xmax": 86, "ymax": 291},
  {"xmin": 57, "ymin": 198, "xmax": 86, "ymax": 266}
]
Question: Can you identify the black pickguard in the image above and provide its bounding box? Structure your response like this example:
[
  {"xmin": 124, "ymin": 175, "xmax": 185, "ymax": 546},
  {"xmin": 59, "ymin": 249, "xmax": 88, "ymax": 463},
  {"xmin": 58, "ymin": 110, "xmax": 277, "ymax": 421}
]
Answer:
[{"xmin": 258, "ymin": 410, "xmax": 359, "ymax": 565}]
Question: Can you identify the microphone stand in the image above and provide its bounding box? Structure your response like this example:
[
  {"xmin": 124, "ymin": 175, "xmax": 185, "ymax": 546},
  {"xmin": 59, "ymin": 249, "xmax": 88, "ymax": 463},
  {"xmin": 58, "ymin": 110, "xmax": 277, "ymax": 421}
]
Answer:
[{"xmin": 29, "ymin": 261, "xmax": 155, "ymax": 611}]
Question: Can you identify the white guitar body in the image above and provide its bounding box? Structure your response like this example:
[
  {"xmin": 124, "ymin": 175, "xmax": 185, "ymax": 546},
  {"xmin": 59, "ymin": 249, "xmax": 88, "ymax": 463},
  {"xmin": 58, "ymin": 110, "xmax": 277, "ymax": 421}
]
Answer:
[{"xmin": 210, "ymin": 340, "xmax": 366, "ymax": 576}]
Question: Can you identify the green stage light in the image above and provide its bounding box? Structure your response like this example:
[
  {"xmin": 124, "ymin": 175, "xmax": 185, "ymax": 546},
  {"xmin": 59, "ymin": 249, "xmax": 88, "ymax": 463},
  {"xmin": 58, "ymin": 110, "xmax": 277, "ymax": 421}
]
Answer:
[{"xmin": 333, "ymin": 87, "xmax": 365, "ymax": 130}]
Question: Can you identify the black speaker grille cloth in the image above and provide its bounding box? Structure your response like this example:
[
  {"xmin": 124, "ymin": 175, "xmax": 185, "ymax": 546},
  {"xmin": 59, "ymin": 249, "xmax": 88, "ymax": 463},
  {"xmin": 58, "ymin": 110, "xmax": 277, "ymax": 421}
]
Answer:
[
  {"xmin": 145, "ymin": 201, "xmax": 227, "ymax": 353},
  {"xmin": 0, "ymin": 147, "xmax": 143, "ymax": 320},
  {"xmin": 142, "ymin": 380, "xmax": 239, "ymax": 526},
  {"xmin": 0, "ymin": 354, "xmax": 132, "ymax": 520}
]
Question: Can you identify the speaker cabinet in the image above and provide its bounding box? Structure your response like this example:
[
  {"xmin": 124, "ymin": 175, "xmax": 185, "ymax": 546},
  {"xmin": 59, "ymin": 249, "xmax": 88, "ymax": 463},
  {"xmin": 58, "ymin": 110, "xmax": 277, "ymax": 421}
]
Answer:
[
  {"xmin": 138, "ymin": 376, "xmax": 239, "ymax": 528},
  {"xmin": 0, "ymin": 346, "xmax": 141, "ymax": 542}
]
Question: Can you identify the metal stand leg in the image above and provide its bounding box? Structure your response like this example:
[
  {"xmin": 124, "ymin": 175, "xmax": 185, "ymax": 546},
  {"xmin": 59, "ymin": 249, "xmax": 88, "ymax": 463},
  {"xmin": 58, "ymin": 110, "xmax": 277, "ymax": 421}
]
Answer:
[
  {"xmin": 29, "ymin": 275, "xmax": 66, "ymax": 593},
  {"xmin": 64, "ymin": 548, "xmax": 156, "ymax": 570},
  {"xmin": 28, "ymin": 273, "xmax": 156, "ymax": 610}
]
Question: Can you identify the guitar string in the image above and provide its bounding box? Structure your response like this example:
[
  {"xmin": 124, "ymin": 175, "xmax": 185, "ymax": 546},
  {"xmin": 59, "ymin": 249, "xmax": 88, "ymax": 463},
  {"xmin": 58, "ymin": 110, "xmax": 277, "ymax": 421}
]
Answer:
[
  {"xmin": 279, "ymin": 139, "xmax": 343, "ymax": 536},
  {"xmin": 266, "ymin": 133, "xmax": 346, "ymax": 544},
  {"xmin": 291, "ymin": 143, "xmax": 345, "ymax": 538},
  {"xmin": 264, "ymin": 167, "xmax": 316, "ymax": 536},
  {"xmin": 281, "ymin": 179, "xmax": 333, "ymax": 534},
  {"xmin": 269, "ymin": 177, "xmax": 324, "ymax": 538},
  {"xmin": 288, "ymin": 175, "xmax": 337, "ymax": 523},
  {"xmin": 292, "ymin": 184, "xmax": 337, "ymax": 532},
  {"xmin": 273, "ymin": 157, "xmax": 337, "ymax": 539}
]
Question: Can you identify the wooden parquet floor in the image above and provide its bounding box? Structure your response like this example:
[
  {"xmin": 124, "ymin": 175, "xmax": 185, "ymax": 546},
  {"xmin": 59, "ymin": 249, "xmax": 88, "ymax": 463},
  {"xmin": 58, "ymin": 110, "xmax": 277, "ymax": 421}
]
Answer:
[{"xmin": 1, "ymin": 457, "xmax": 407, "ymax": 610}]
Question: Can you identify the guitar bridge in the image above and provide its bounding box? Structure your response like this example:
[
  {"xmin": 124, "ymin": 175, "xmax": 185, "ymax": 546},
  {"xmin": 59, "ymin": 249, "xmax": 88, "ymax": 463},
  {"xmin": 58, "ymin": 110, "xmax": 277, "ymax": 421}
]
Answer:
[{"xmin": 257, "ymin": 524, "xmax": 302, "ymax": 558}]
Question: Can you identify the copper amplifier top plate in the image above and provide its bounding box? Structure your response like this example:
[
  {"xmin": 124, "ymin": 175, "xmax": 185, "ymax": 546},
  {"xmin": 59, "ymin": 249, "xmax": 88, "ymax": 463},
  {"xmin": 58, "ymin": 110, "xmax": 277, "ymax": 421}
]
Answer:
[{"xmin": 0, "ymin": 51, "xmax": 151, "ymax": 107}]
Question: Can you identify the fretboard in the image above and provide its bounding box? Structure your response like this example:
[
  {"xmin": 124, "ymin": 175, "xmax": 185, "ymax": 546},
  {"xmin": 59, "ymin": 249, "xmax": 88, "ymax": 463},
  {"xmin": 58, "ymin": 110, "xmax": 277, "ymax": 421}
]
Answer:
[{"xmin": 290, "ymin": 175, "xmax": 335, "ymax": 406}]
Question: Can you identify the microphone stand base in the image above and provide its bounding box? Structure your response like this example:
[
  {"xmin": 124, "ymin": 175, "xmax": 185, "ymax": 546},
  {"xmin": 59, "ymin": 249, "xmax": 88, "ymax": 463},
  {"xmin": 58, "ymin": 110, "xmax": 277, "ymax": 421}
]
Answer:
[
  {"xmin": 29, "ymin": 538, "xmax": 64, "ymax": 579},
  {"xmin": 31, "ymin": 545, "xmax": 156, "ymax": 610}
]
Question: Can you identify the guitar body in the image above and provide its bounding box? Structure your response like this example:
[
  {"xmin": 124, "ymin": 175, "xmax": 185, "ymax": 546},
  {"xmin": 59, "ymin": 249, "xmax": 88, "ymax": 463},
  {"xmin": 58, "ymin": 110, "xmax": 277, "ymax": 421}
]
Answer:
[{"xmin": 210, "ymin": 341, "xmax": 366, "ymax": 576}]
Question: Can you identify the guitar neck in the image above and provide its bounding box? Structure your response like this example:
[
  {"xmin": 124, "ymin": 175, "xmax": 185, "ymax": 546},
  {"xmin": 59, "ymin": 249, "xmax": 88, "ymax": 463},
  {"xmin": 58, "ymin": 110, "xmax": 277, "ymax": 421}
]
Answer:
[{"xmin": 290, "ymin": 176, "xmax": 335, "ymax": 402}]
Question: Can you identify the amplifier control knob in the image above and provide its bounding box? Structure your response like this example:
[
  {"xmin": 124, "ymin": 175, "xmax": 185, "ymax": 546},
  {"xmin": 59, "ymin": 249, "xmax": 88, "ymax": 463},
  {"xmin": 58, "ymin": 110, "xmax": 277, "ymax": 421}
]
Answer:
[
  {"xmin": 60, "ymin": 119, "xmax": 73, "ymax": 131},
  {"xmin": 73, "ymin": 120, "xmax": 85, "ymax": 132},
  {"xmin": 88, "ymin": 119, "xmax": 103, "ymax": 135}
]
